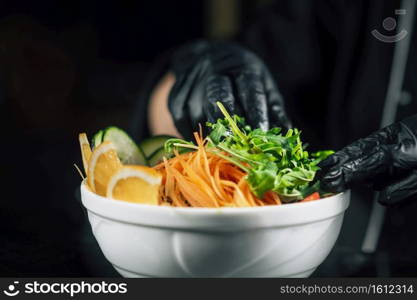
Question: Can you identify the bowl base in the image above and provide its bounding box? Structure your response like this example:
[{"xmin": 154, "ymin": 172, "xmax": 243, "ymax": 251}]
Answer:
[
  {"xmin": 114, "ymin": 265, "xmax": 152, "ymax": 278},
  {"xmin": 113, "ymin": 265, "xmax": 316, "ymax": 278}
]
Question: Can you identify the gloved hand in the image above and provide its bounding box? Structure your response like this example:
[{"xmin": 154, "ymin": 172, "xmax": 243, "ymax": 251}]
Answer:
[
  {"xmin": 317, "ymin": 115, "xmax": 417, "ymax": 205},
  {"xmin": 168, "ymin": 40, "xmax": 291, "ymax": 139}
]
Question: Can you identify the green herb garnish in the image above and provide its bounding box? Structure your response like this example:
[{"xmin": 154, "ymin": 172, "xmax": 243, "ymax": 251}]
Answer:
[{"xmin": 165, "ymin": 102, "xmax": 334, "ymax": 202}]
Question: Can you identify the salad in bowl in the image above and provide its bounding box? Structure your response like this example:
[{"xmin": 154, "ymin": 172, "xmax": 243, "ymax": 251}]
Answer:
[{"xmin": 77, "ymin": 102, "xmax": 350, "ymax": 277}]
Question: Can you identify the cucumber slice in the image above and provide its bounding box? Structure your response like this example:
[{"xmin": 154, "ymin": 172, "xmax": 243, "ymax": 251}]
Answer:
[
  {"xmin": 139, "ymin": 135, "xmax": 174, "ymax": 158},
  {"xmin": 102, "ymin": 126, "xmax": 147, "ymax": 165},
  {"xmin": 92, "ymin": 129, "xmax": 104, "ymax": 148},
  {"xmin": 147, "ymin": 147, "xmax": 166, "ymax": 166}
]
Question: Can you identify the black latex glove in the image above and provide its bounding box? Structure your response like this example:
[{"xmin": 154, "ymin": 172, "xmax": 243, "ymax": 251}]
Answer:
[
  {"xmin": 317, "ymin": 115, "xmax": 417, "ymax": 205},
  {"xmin": 168, "ymin": 40, "xmax": 291, "ymax": 139}
]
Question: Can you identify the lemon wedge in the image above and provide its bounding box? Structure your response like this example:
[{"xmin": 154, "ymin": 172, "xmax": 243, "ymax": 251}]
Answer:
[
  {"xmin": 79, "ymin": 133, "xmax": 92, "ymax": 176},
  {"xmin": 87, "ymin": 141, "xmax": 122, "ymax": 195},
  {"xmin": 106, "ymin": 165, "xmax": 161, "ymax": 205}
]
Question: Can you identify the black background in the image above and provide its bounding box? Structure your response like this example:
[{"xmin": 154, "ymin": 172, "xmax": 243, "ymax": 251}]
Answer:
[{"xmin": 0, "ymin": 0, "xmax": 205, "ymax": 276}]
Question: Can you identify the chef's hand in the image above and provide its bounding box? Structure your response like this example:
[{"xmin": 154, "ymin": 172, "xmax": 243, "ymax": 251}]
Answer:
[
  {"xmin": 317, "ymin": 115, "xmax": 417, "ymax": 205},
  {"xmin": 168, "ymin": 40, "xmax": 291, "ymax": 139}
]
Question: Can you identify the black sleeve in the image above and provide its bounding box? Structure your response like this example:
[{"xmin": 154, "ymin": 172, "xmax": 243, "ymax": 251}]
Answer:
[
  {"xmin": 238, "ymin": 0, "xmax": 342, "ymax": 148},
  {"xmin": 239, "ymin": 1, "xmax": 323, "ymax": 94}
]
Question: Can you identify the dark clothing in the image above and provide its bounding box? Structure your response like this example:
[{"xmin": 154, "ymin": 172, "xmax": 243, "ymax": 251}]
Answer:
[
  {"xmin": 242, "ymin": 0, "xmax": 391, "ymax": 149},
  {"xmin": 237, "ymin": 0, "xmax": 417, "ymax": 275}
]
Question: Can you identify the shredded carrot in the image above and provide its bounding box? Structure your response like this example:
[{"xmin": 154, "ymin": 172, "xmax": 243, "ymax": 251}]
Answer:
[{"xmin": 154, "ymin": 131, "xmax": 289, "ymax": 208}]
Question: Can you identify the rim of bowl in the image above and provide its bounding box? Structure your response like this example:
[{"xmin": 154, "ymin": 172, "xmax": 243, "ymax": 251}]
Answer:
[{"xmin": 80, "ymin": 181, "xmax": 350, "ymax": 230}]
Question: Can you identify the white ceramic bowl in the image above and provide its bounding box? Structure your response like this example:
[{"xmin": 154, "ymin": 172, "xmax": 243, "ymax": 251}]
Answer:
[{"xmin": 80, "ymin": 182, "xmax": 350, "ymax": 277}]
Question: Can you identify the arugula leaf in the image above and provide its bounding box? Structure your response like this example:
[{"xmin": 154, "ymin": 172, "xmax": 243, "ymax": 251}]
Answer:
[
  {"xmin": 207, "ymin": 119, "xmax": 229, "ymax": 144},
  {"xmin": 247, "ymin": 162, "xmax": 278, "ymax": 197}
]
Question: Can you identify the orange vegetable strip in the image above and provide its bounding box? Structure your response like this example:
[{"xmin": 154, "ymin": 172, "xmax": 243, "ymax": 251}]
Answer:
[{"xmin": 301, "ymin": 192, "xmax": 320, "ymax": 202}]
